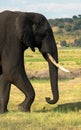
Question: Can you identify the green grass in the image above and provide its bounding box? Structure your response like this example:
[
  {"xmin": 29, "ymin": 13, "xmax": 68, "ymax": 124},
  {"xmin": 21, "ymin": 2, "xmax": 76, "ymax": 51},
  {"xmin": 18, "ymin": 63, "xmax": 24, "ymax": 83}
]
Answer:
[
  {"xmin": 0, "ymin": 111, "xmax": 81, "ymax": 130},
  {"xmin": 0, "ymin": 48, "xmax": 81, "ymax": 130},
  {"xmin": 24, "ymin": 48, "xmax": 81, "ymax": 71},
  {"xmin": 58, "ymin": 48, "xmax": 81, "ymax": 68}
]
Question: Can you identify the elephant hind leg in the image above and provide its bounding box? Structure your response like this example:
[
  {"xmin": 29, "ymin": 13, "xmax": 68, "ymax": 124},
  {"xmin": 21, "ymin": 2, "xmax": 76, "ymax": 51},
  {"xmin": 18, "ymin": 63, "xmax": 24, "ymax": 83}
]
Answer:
[
  {"xmin": 0, "ymin": 75, "xmax": 11, "ymax": 113},
  {"xmin": 0, "ymin": 65, "xmax": 2, "ymax": 75},
  {"xmin": 0, "ymin": 56, "xmax": 3, "ymax": 75}
]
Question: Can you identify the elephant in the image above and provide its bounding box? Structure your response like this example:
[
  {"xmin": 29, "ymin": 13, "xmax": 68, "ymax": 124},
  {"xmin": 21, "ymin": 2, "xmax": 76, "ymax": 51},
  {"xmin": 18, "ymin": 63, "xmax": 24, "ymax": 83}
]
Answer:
[{"xmin": 0, "ymin": 10, "xmax": 69, "ymax": 113}]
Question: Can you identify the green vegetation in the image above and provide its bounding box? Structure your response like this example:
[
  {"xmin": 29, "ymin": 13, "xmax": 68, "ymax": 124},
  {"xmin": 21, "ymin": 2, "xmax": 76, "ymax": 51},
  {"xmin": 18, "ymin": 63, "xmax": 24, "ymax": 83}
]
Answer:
[
  {"xmin": 24, "ymin": 48, "xmax": 81, "ymax": 71},
  {"xmin": 48, "ymin": 15, "xmax": 81, "ymax": 47},
  {"xmin": 0, "ymin": 48, "xmax": 81, "ymax": 130}
]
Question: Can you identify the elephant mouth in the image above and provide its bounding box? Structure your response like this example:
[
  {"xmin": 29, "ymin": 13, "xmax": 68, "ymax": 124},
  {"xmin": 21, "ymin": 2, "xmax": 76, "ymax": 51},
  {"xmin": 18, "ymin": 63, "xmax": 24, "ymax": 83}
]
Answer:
[{"xmin": 47, "ymin": 53, "xmax": 69, "ymax": 73}]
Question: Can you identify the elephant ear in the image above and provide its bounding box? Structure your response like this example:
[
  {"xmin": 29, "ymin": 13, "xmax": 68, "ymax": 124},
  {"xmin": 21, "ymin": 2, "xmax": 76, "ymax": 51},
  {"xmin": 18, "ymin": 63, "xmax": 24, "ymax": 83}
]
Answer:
[{"xmin": 16, "ymin": 13, "xmax": 35, "ymax": 51}]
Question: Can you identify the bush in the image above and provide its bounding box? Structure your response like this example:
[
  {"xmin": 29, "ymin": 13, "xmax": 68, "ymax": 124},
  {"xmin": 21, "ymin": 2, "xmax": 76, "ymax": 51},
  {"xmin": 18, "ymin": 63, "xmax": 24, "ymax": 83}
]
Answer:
[
  {"xmin": 64, "ymin": 24, "xmax": 72, "ymax": 32},
  {"xmin": 73, "ymin": 38, "xmax": 81, "ymax": 47},
  {"xmin": 60, "ymin": 40, "xmax": 69, "ymax": 47},
  {"xmin": 58, "ymin": 23, "xmax": 64, "ymax": 28}
]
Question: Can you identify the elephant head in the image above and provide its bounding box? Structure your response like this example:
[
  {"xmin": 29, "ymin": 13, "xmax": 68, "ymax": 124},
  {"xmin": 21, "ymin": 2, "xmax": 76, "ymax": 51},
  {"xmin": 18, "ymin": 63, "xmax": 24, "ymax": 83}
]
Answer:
[{"xmin": 16, "ymin": 12, "xmax": 69, "ymax": 104}]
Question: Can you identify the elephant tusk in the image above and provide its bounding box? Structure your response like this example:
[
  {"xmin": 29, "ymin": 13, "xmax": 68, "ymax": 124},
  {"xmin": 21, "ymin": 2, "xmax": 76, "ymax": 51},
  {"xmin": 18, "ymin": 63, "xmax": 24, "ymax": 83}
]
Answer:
[{"xmin": 47, "ymin": 53, "xmax": 70, "ymax": 73}]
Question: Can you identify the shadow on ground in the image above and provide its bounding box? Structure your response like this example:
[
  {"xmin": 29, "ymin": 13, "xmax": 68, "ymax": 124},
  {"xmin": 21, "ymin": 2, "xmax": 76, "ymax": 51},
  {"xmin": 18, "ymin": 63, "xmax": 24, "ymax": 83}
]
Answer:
[{"xmin": 35, "ymin": 102, "xmax": 81, "ymax": 113}]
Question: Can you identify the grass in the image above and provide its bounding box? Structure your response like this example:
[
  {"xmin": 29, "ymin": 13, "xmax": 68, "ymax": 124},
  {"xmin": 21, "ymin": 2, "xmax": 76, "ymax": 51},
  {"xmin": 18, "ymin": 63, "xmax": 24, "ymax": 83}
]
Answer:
[
  {"xmin": 0, "ymin": 48, "xmax": 81, "ymax": 130},
  {"xmin": 0, "ymin": 79, "xmax": 81, "ymax": 130},
  {"xmin": 24, "ymin": 47, "xmax": 81, "ymax": 71},
  {"xmin": 58, "ymin": 48, "xmax": 81, "ymax": 69}
]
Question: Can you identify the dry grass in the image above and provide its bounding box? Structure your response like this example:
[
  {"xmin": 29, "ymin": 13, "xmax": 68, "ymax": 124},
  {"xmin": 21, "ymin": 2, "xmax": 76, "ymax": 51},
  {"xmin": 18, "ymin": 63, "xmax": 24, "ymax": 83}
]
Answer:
[
  {"xmin": 0, "ymin": 48, "xmax": 81, "ymax": 130},
  {"xmin": 0, "ymin": 78, "xmax": 81, "ymax": 130}
]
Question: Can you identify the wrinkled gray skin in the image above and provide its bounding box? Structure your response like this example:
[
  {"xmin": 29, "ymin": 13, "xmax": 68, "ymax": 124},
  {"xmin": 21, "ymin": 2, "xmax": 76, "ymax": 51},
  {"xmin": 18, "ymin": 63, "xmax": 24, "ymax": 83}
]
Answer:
[{"xmin": 0, "ymin": 11, "xmax": 59, "ymax": 113}]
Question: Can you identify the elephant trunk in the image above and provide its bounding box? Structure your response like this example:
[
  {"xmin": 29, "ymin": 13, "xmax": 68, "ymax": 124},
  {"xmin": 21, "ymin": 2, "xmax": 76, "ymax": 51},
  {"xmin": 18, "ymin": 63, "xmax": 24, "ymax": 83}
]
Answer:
[
  {"xmin": 46, "ymin": 56, "xmax": 59, "ymax": 104},
  {"xmin": 41, "ymin": 49, "xmax": 69, "ymax": 104},
  {"xmin": 45, "ymin": 53, "xmax": 69, "ymax": 104}
]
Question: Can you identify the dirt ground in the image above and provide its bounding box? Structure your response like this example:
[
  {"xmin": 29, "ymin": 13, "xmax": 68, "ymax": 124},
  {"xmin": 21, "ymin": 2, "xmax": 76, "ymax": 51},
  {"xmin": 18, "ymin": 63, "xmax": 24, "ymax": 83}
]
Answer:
[{"xmin": 27, "ymin": 68, "xmax": 81, "ymax": 80}]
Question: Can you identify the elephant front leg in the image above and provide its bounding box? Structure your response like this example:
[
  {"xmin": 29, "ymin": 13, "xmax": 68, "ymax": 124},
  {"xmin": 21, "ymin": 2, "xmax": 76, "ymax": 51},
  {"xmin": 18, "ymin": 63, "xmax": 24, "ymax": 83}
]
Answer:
[
  {"xmin": 0, "ymin": 75, "xmax": 11, "ymax": 113},
  {"xmin": 18, "ymin": 96, "xmax": 34, "ymax": 112},
  {"xmin": 13, "ymin": 71, "xmax": 35, "ymax": 112}
]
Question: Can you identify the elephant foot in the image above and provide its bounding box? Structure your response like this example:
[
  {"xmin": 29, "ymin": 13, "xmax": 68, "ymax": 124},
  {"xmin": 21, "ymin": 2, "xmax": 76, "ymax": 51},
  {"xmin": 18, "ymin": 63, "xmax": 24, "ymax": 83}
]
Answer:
[
  {"xmin": 0, "ymin": 102, "xmax": 8, "ymax": 113},
  {"xmin": 0, "ymin": 109, "xmax": 8, "ymax": 114},
  {"xmin": 18, "ymin": 96, "xmax": 34, "ymax": 112},
  {"xmin": 18, "ymin": 103, "xmax": 30, "ymax": 112}
]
